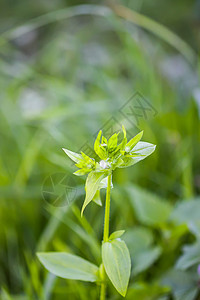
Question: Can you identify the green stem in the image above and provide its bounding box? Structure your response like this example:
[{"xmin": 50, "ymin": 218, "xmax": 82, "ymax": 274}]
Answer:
[{"xmin": 100, "ymin": 174, "xmax": 112, "ymax": 300}]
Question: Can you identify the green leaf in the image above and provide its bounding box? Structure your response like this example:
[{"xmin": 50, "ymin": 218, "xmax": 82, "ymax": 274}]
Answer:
[
  {"xmin": 92, "ymin": 176, "xmax": 114, "ymax": 207},
  {"xmin": 118, "ymin": 125, "xmax": 127, "ymax": 151},
  {"xmin": 107, "ymin": 133, "xmax": 118, "ymax": 152},
  {"xmin": 73, "ymin": 169, "xmax": 88, "ymax": 176},
  {"xmin": 92, "ymin": 190, "xmax": 102, "ymax": 206},
  {"xmin": 175, "ymin": 242, "xmax": 200, "ymax": 270},
  {"xmin": 123, "ymin": 226, "xmax": 161, "ymax": 275},
  {"xmin": 37, "ymin": 252, "xmax": 99, "ymax": 282},
  {"xmin": 102, "ymin": 239, "xmax": 131, "ymax": 297},
  {"xmin": 126, "ymin": 282, "xmax": 170, "ymax": 300},
  {"xmin": 133, "ymin": 246, "xmax": 162, "ymax": 275},
  {"xmin": 126, "ymin": 131, "xmax": 143, "ymax": 150},
  {"xmin": 94, "ymin": 130, "xmax": 107, "ymax": 160},
  {"xmin": 123, "ymin": 226, "xmax": 154, "ymax": 255},
  {"xmin": 81, "ymin": 171, "xmax": 108, "ymax": 215},
  {"xmin": 161, "ymin": 269, "xmax": 198, "ymax": 300},
  {"xmin": 62, "ymin": 148, "xmax": 82, "ymax": 163},
  {"xmin": 126, "ymin": 185, "xmax": 172, "ymax": 227},
  {"xmin": 119, "ymin": 142, "xmax": 156, "ymax": 168},
  {"xmin": 109, "ymin": 230, "xmax": 125, "ymax": 240}
]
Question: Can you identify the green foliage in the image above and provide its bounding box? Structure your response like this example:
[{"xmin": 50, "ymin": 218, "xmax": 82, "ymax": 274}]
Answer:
[
  {"xmin": 124, "ymin": 226, "xmax": 161, "ymax": 275},
  {"xmin": 176, "ymin": 242, "xmax": 200, "ymax": 270},
  {"xmin": 161, "ymin": 269, "xmax": 198, "ymax": 300},
  {"xmin": 37, "ymin": 252, "xmax": 99, "ymax": 282},
  {"xmin": 37, "ymin": 126, "xmax": 155, "ymax": 298},
  {"xmin": 102, "ymin": 239, "xmax": 131, "ymax": 297},
  {"xmin": 81, "ymin": 170, "xmax": 109, "ymax": 215},
  {"xmin": 1, "ymin": 1, "xmax": 200, "ymax": 299},
  {"xmin": 126, "ymin": 282, "xmax": 170, "ymax": 300},
  {"xmin": 63, "ymin": 127, "xmax": 156, "ymax": 215},
  {"xmin": 126, "ymin": 185, "xmax": 172, "ymax": 227}
]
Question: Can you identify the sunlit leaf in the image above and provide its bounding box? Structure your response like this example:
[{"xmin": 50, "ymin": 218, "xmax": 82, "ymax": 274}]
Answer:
[
  {"xmin": 62, "ymin": 148, "xmax": 82, "ymax": 163},
  {"xmin": 109, "ymin": 230, "xmax": 125, "ymax": 240},
  {"xmin": 37, "ymin": 252, "xmax": 99, "ymax": 282},
  {"xmin": 94, "ymin": 130, "xmax": 107, "ymax": 160},
  {"xmin": 119, "ymin": 142, "xmax": 156, "ymax": 168},
  {"xmin": 126, "ymin": 131, "xmax": 143, "ymax": 150},
  {"xmin": 102, "ymin": 239, "xmax": 131, "ymax": 297},
  {"xmin": 81, "ymin": 171, "xmax": 108, "ymax": 215}
]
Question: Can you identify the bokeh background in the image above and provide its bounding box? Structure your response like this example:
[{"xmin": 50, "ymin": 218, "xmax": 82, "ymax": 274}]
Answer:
[{"xmin": 0, "ymin": 0, "xmax": 200, "ymax": 299}]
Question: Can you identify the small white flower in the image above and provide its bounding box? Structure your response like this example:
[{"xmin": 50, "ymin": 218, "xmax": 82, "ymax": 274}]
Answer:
[
  {"xmin": 100, "ymin": 160, "xmax": 109, "ymax": 169},
  {"xmin": 125, "ymin": 146, "xmax": 130, "ymax": 152}
]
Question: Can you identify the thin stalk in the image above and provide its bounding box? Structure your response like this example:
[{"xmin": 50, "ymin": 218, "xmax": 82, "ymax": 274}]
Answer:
[{"xmin": 100, "ymin": 174, "xmax": 112, "ymax": 300}]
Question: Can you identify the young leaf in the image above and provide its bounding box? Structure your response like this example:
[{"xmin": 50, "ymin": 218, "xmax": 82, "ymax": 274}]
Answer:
[
  {"xmin": 102, "ymin": 239, "xmax": 131, "ymax": 297},
  {"xmin": 108, "ymin": 133, "xmax": 118, "ymax": 151},
  {"xmin": 37, "ymin": 252, "xmax": 99, "ymax": 282},
  {"xmin": 94, "ymin": 130, "xmax": 107, "ymax": 160},
  {"xmin": 81, "ymin": 171, "xmax": 108, "ymax": 216},
  {"xmin": 126, "ymin": 131, "xmax": 143, "ymax": 150},
  {"xmin": 92, "ymin": 176, "xmax": 114, "ymax": 207},
  {"xmin": 119, "ymin": 142, "xmax": 156, "ymax": 168},
  {"xmin": 62, "ymin": 148, "xmax": 82, "ymax": 163},
  {"xmin": 109, "ymin": 230, "xmax": 125, "ymax": 240}
]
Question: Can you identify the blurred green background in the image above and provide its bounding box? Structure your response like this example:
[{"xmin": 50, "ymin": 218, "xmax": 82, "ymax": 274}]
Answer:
[{"xmin": 0, "ymin": 0, "xmax": 200, "ymax": 299}]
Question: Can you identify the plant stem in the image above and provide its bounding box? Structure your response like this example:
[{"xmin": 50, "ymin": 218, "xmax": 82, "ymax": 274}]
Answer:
[
  {"xmin": 100, "ymin": 174, "xmax": 112, "ymax": 300},
  {"xmin": 103, "ymin": 174, "xmax": 112, "ymax": 242}
]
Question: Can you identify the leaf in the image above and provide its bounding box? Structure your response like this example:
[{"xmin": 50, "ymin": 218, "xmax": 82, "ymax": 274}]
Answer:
[
  {"xmin": 170, "ymin": 198, "xmax": 200, "ymax": 227},
  {"xmin": 109, "ymin": 230, "xmax": 125, "ymax": 240},
  {"xmin": 102, "ymin": 239, "xmax": 131, "ymax": 297},
  {"xmin": 123, "ymin": 226, "xmax": 161, "ymax": 275},
  {"xmin": 126, "ymin": 282, "xmax": 170, "ymax": 300},
  {"xmin": 81, "ymin": 171, "xmax": 108, "ymax": 215},
  {"xmin": 119, "ymin": 142, "xmax": 156, "ymax": 168},
  {"xmin": 118, "ymin": 125, "xmax": 127, "ymax": 151},
  {"xmin": 133, "ymin": 246, "xmax": 162, "ymax": 275},
  {"xmin": 62, "ymin": 148, "xmax": 82, "ymax": 163},
  {"xmin": 107, "ymin": 133, "xmax": 118, "ymax": 152},
  {"xmin": 92, "ymin": 176, "xmax": 114, "ymax": 207},
  {"xmin": 126, "ymin": 131, "xmax": 143, "ymax": 150},
  {"xmin": 92, "ymin": 190, "xmax": 102, "ymax": 206},
  {"xmin": 94, "ymin": 130, "xmax": 107, "ymax": 160},
  {"xmin": 123, "ymin": 226, "xmax": 154, "ymax": 255},
  {"xmin": 161, "ymin": 269, "xmax": 198, "ymax": 300},
  {"xmin": 126, "ymin": 185, "xmax": 172, "ymax": 227},
  {"xmin": 175, "ymin": 242, "xmax": 200, "ymax": 270},
  {"xmin": 37, "ymin": 252, "xmax": 99, "ymax": 282}
]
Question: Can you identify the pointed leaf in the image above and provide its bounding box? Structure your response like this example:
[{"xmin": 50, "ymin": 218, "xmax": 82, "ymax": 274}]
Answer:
[
  {"xmin": 62, "ymin": 148, "xmax": 82, "ymax": 163},
  {"xmin": 81, "ymin": 171, "xmax": 108, "ymax": 215},
  {"xmin": 94, "ymin": 130, "xmax": 107, "ymax": 160},
  {"xmin": 119, "ymin": 142, "xmax": 156, "ymax": 168},
  {"xmin": 126, "ymin": 131, "xmax": 143, "ymax": 150},
  {"xmin": 37, "ymin": 252, "xmax": 99, "ymax": 282},
  {"xmin": 109, "ymin": 230, "xmax": 125, "ymax": 240},
  {"xmin": 102, "ymin": 239, "xmax": 131, "ymax": 297},
  {"xmin": 108, "ymin": 133, "xmax": 118, "ymax": 150}
]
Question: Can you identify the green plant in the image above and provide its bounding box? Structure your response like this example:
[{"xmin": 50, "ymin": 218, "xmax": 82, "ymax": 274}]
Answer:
[{"xmin": 37, "ymin": 126, "xmax": 155, "ymax": 298}]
